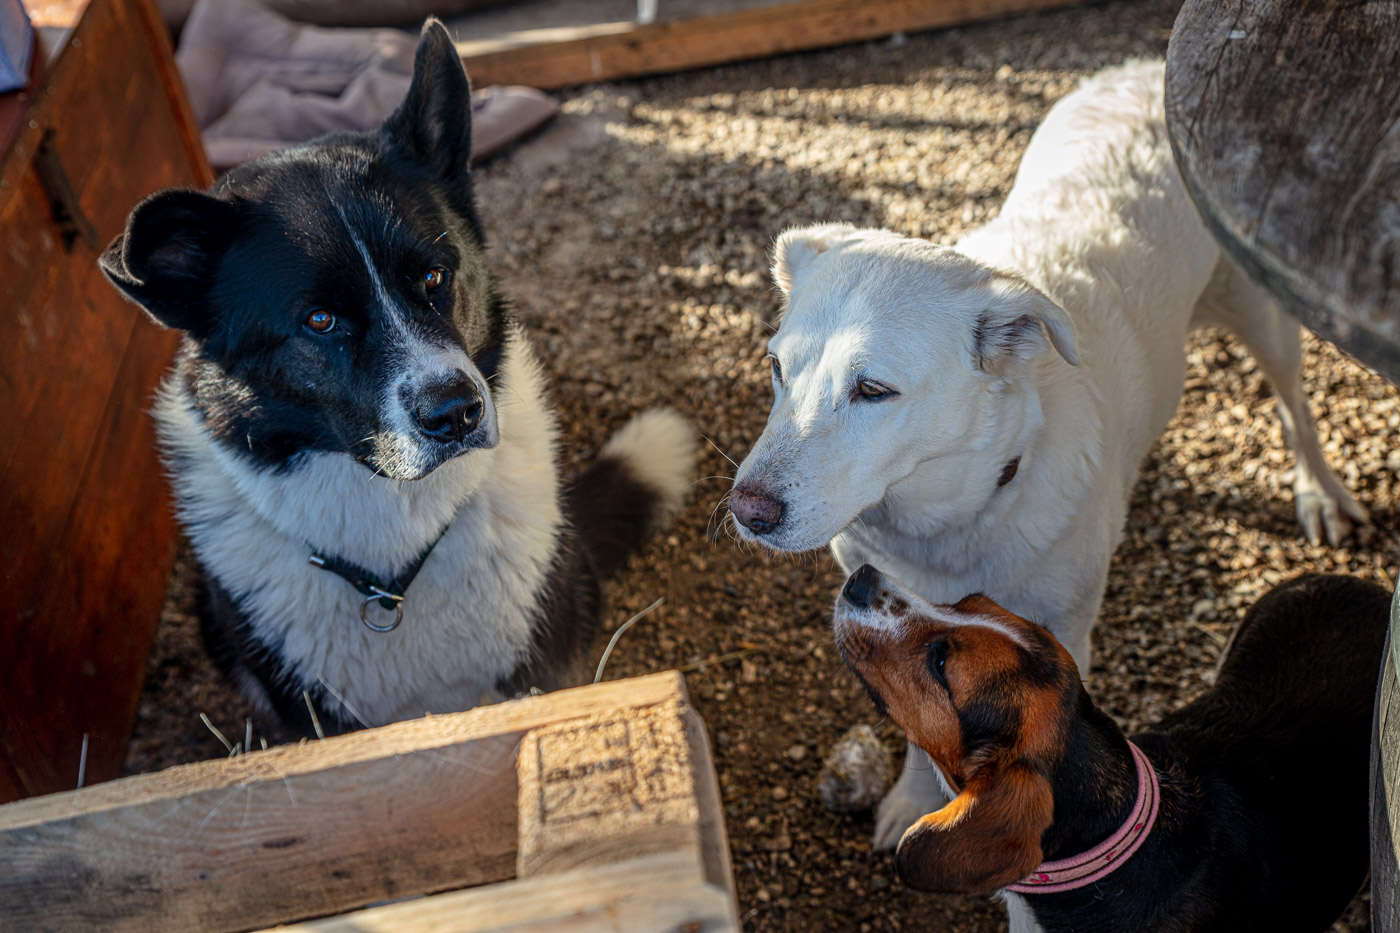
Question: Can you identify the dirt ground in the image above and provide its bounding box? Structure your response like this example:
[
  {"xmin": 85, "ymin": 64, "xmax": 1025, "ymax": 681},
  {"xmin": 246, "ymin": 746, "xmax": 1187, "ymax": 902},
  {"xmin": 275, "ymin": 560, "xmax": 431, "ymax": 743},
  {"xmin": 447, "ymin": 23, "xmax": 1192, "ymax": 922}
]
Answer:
[{"xmin": 126, "ymin": 0, "xmax": 1400, "ymax": 929}]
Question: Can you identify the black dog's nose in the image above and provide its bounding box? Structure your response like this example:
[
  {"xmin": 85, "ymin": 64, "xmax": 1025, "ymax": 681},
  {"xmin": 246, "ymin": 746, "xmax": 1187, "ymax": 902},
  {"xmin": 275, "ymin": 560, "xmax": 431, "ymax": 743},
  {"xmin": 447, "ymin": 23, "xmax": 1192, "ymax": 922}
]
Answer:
[
  {"xmin": 842, "ymin": 564, "xmax": 881, "ymax": 608},
  {"xmin": 412, "ymin": 374, "xmax": 482, "ymax": 443},
  {"xmin": 730, "ymin": 486, "xmax": 784, "ymax": 534}
]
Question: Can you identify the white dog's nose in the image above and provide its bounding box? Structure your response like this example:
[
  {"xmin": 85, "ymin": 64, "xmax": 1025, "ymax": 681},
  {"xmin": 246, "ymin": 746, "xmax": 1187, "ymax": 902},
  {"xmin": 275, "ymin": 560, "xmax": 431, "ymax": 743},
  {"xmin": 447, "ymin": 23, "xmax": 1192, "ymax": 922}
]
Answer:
[{"xmin": 730, "ymin": 486, "xmax": 784, "ymax": 534}]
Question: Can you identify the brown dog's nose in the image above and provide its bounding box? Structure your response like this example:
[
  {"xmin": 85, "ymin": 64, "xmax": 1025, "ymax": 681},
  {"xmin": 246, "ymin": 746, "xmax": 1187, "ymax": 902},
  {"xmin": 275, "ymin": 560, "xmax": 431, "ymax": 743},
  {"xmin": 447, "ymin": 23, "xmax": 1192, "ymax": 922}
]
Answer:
[
  {"xmin": 842, "ymin": 564, "xmax": 880, "ymax": 608},
  {"xmin": 730, "ymin": 487, "xmax": 784, "ymax": 534}
]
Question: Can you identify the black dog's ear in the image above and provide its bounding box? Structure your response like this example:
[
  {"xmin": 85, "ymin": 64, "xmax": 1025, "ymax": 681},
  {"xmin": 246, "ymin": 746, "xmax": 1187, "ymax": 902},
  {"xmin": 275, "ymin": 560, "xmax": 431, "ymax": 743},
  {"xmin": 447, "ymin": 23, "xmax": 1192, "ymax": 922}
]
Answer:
[
  {"xmin": 98, "ymin": 189, "xmax": 238, "ymax": 336},
  {"xmin": 384, "ymin": 19, "xmax": 472, "ymax": 181}
]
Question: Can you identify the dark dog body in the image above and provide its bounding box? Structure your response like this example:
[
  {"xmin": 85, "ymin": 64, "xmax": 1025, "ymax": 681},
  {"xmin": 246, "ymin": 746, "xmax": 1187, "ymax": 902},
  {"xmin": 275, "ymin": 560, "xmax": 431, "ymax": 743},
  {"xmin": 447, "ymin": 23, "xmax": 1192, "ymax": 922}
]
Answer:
[
  {"xmin": 835, "ymin": 569, "xmax": 1390, "ymax": 932},
  {"xmin": 101, "ymin": 22, "xmax": 692, "ymax": 733}
]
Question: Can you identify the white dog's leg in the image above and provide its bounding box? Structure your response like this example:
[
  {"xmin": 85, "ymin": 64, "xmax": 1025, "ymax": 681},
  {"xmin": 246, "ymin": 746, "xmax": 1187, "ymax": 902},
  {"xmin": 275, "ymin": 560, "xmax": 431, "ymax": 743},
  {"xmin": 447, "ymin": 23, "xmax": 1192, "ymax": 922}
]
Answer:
[
  {"xmin": 1197, "ymin": 261, "xmax": 1368, "ymax": 545},
  {"xmin": 873, "ymin": 743, "xmax": 955, "ymax": 850}
]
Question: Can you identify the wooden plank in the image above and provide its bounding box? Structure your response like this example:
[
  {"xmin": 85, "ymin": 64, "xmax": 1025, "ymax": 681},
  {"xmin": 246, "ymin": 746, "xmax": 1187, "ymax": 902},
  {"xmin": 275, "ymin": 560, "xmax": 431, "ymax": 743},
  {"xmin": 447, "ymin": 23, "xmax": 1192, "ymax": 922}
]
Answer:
[
  {"xmin": 684, "ymin": 706, "xmax": 740, "ymax": 910},
  {"xmin": 1373, "ymin": 610, "xmax": 1400, "ymax": 932},
  {"xmin": 1164, "ymin": 0, "xmax": 1400, "ymax": 383},
  {"xmin": 269, "ymin": 851, "xmax": 737, "ymax": 932},
  {"xmin": 456, "ymin": 0, "xmax": 1097, "ymax": 90},
  {"xmin": 0, "ymin": 673, "xmax": 687, "ymax": 933},
  {"xmin": 0, "ymin": 0, "xmax": 208, "ymax": 800}
]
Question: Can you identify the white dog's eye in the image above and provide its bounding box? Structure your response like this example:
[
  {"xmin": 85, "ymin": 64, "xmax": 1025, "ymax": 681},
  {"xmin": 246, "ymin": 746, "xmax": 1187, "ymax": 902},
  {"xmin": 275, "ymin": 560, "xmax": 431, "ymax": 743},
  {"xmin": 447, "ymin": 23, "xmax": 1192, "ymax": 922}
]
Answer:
[
  {"xmin": 767, "ymin": 354, "xmax": 783, "ymax": 384},
  {"xmin": 856, "ymin": 379, "xmax": 893, "ymax": 401}
]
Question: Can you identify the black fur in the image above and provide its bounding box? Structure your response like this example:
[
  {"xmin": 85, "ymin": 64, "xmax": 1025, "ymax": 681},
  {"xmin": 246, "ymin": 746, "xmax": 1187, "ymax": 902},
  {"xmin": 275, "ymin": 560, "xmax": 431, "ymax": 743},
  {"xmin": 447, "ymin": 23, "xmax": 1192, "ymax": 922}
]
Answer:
[
  {"xmin": 567, "ymin": 456, "xmax": 661, "ymax": 580},
  {"xmin": 1027, "ymin": 574, "xmax": 1390, "ymax": 932}
]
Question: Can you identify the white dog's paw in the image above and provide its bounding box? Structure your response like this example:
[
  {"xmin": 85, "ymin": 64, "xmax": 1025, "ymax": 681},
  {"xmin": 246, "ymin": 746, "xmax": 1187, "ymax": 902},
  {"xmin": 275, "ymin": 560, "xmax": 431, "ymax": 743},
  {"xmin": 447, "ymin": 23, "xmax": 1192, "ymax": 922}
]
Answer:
[
  {"xmin": 1290, "ymin": 469, "xmax": 1369, "ymax": 546},
  {"xmin": 873, "ymin": 768, "xmax": 949, "ymax": 851}
]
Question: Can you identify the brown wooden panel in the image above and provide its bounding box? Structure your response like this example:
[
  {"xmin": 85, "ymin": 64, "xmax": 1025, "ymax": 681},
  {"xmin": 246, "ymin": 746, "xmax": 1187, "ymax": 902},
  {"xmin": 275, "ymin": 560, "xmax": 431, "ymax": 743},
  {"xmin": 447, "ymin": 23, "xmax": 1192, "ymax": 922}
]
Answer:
[
  {"xmin": 0, "ymin": 0, "xmax": 210, "ymax": 800},
  {"xmin": 457, "ymin": 0, "xmax": 1097, "ymax": 90},
  {"xmin": 1165, "ymin": 0, "xmax": 1400, "ymax": 382}
]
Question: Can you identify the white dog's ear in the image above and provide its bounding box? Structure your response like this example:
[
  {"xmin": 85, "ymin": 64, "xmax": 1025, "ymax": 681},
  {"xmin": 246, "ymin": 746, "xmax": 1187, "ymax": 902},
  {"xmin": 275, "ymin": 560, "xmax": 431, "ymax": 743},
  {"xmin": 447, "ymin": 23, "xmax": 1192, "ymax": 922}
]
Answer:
[
  {"xmin": 772, "ymin": 223, "xmax": 859, "ymax": 294},
  {"xmin": 973, "ymin": 274, "xmax": 1080, "ymax": 372}
]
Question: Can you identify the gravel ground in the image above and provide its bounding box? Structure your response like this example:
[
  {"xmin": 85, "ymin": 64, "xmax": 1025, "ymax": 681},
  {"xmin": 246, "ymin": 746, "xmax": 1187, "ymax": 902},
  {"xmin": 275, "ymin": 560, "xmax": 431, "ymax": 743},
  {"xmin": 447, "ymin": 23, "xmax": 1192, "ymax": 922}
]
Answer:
[{"xmin": 126, "ymin": 1, "xmax": 1399, "ymax": 929}]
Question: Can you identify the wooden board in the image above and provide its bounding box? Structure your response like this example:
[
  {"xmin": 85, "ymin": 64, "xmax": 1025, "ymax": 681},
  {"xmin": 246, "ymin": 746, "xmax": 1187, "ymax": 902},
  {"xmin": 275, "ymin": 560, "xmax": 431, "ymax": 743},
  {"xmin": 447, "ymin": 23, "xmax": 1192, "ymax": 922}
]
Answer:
[
  {"xmin": 0, "ymin": 0, "xmax": 211, "ymax": 802},
  {"xmin": 0, "ymin": 672, "xmax": 736, "ymax": 933},
  {"xmin": 1373, "ymin": 605, "xmax": 1400, "ymax": 932},
  {"xmin": 452, "ymin": 0, "xmax": 1097, "ymax": 90},
  {"xmin": 273, "ymin": 851, "xmax": 736, "ymax": 932},
  {"xmin": 1164, "ymin": 0, "xmax": 1400, "ymax": 383}
]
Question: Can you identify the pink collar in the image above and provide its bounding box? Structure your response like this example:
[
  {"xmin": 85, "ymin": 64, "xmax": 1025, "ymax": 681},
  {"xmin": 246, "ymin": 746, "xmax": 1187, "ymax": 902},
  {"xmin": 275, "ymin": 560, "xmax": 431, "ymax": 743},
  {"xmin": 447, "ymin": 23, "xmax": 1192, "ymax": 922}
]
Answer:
[{"xmin": 1006, "ymin": 740, "xmax": 1161, "ymax": 894}]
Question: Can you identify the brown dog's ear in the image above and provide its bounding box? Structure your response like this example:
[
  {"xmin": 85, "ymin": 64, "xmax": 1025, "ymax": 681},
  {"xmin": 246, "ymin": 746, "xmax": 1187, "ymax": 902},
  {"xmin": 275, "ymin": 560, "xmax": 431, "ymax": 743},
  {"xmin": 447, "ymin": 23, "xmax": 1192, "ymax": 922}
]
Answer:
[{"xmin": 895, "ymin": 758, "xmax": 1053, "ymax": 894}]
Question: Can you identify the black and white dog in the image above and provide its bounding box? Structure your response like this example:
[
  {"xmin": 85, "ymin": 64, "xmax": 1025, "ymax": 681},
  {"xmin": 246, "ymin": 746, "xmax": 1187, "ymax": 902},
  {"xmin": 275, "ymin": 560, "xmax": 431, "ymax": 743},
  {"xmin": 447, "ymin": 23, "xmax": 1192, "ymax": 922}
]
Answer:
[{"xmin": 100, "ymin": 21, "xmax": 693, "ymax": 734}]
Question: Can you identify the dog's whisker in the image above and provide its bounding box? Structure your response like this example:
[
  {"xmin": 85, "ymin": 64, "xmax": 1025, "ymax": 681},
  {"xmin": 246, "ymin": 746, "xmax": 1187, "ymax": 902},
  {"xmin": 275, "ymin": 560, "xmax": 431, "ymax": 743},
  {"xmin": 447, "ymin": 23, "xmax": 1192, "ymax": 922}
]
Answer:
[
  {"xmin": 686, "ymin": 474, "xmax": 735, "ymax": 492},
  {"xmin": 699, "ymin": 434, "xmax": 740, "ymax": 469}
]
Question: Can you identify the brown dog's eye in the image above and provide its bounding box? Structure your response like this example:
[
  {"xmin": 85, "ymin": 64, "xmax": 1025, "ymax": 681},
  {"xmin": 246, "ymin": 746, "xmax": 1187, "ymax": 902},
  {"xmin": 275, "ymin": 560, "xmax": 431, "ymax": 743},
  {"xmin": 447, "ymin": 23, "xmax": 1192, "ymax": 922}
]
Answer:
[
  {"xmin": 424, "ymin": 267, "xmax": 447, "ymax": 290},
  {"xmin": 927, "ymin": 641, "xmax": 949, "ymax": 689},
  {"xmin": 305, "ymin": 309, "xmax": 335, "ymax": 334}
]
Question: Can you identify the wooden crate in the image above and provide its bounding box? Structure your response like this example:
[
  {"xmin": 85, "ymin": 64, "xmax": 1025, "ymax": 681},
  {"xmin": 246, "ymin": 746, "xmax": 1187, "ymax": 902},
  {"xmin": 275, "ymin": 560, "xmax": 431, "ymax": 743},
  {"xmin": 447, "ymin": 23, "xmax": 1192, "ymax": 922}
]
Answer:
[
  {"xmin": 0, "ymin": 0, "xmax": 212, "ymax": 801},
  {"xmin": 0, "ymin": 672, "xmax": 739, "ymax": 932}
]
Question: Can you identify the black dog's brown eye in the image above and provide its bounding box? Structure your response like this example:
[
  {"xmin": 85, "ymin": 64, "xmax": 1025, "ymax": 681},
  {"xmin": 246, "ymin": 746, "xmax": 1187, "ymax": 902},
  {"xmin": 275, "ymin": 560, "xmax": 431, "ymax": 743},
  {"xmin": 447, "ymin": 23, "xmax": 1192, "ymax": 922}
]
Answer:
[
  {"xmin": 424, "ymin": 267, "xmax": 447, "ymax": 290},
  {"xmin": 305, "ymin": 309, "xmax": 335, "ymax": 334}
]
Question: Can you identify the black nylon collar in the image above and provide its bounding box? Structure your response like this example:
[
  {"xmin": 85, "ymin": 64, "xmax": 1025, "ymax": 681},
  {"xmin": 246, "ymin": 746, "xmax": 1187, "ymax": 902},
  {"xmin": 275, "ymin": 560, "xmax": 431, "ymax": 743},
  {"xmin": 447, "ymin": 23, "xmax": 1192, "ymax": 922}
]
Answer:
[{"xmin": 308, "ymin": 524, "xmax": 449, "ymax": 633}]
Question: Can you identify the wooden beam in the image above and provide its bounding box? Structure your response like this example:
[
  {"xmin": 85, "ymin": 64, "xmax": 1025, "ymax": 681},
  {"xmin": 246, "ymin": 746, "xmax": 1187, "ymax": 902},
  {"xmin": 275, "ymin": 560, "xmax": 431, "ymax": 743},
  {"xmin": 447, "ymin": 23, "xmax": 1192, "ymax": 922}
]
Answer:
[
  {"xmin": 457, "ymin": 0, "xmax": 1096, "ymax": 90},
  {"xmin": 268, "ymin": 851, "xmax": 736, "ymax": 932},
  {"xmin": 0, "ymin": 673, "xmax": 687, "ymax": 933}
]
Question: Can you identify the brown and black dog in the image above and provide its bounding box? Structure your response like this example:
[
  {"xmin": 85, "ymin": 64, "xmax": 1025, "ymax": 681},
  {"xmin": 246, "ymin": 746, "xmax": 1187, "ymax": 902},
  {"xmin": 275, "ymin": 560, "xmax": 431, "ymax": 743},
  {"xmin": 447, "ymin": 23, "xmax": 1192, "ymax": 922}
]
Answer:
[{"xmin": 834, "ymin": 565, "xmax": 1390, "ymax": 932}]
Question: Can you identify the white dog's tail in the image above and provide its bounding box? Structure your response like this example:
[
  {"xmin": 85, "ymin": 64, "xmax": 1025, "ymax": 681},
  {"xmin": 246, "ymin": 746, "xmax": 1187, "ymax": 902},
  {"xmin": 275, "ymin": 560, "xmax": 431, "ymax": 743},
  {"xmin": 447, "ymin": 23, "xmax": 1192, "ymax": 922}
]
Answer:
[{"xmin": 568, "ymin": 409, "xmax": 695, "ymax": 578}]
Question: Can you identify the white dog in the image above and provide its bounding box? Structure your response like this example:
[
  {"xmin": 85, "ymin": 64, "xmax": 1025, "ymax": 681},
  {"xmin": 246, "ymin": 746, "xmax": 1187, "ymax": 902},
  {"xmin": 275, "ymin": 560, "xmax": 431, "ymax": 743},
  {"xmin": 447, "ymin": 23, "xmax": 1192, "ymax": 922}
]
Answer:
[{"xmin": 728, "ymin": 62, "xmax": 1367, "ymax": 851}]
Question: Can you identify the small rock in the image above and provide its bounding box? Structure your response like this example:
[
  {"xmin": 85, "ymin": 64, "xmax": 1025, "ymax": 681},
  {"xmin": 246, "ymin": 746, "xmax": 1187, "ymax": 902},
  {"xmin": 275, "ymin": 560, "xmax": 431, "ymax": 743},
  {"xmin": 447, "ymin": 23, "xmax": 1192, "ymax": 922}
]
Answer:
[
  {"xmin": 815, "ymin": 725, "xmax": 891, "ymax": 813},
  {"xmin": 740, "ymin": 658, "xmax": 759, "ymax": 683}
]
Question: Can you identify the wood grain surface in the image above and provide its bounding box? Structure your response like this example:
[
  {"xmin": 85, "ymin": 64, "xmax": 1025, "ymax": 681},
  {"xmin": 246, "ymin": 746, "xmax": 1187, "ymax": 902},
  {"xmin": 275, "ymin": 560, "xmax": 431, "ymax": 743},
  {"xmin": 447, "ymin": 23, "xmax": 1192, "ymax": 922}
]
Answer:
[
  {"xmin": 456, "ymin": 0, "xmax": 1096, "ymax": 90},
  {"xmin": 0, "ymin": 0, "xmax": 210, "ymax": 802},
  {"xmin": 1165, "ymin": 0, "xmax": 1400, "ymax": 381},
  {"xmin": 269, "ymin": 850, "xmax": 738, "ymax": 933},
  {"xmin": 0, "ymin": 673, "xmax": 694, "ymax": 933}
]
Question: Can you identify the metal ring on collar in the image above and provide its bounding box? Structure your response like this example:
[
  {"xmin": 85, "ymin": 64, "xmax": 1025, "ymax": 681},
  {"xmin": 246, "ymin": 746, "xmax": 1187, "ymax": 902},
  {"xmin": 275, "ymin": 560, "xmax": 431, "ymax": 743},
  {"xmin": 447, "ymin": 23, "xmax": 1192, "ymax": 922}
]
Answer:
[{"xmin": 360, "ymin": 589, "xmax": 404, "ymax": 633}]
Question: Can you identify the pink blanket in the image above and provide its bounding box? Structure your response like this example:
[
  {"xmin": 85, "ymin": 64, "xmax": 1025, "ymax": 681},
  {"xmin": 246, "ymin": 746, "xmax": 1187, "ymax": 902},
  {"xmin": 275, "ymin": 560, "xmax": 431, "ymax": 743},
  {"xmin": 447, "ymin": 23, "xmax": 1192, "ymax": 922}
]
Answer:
[{"xmin": 176, "ymin": 0, "xmax": 557, "ymax": 170}]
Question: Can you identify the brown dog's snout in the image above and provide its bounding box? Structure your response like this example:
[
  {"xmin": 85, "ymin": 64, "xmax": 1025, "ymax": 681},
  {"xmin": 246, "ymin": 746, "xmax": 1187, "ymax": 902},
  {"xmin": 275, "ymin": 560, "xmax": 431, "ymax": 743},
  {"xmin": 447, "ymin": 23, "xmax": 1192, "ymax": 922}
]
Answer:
[{"xmin": 842, "ymin": 564, "xmax": 882, "ymax": 608}]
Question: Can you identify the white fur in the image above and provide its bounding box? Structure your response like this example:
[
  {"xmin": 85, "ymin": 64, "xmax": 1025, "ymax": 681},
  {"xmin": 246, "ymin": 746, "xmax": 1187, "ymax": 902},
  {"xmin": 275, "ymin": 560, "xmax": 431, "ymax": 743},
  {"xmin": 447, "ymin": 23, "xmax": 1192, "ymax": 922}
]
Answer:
[
  {"xmin": 158, "ymin": 325, "xmax": 563, "ymax": 726},
  {"xmin": 600, "ymin": 408, "xmax": 696, "ymax": 525},
  {"xmin": 733, "ymin": 62, "xmax": 1367, "ymax": 852}
]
